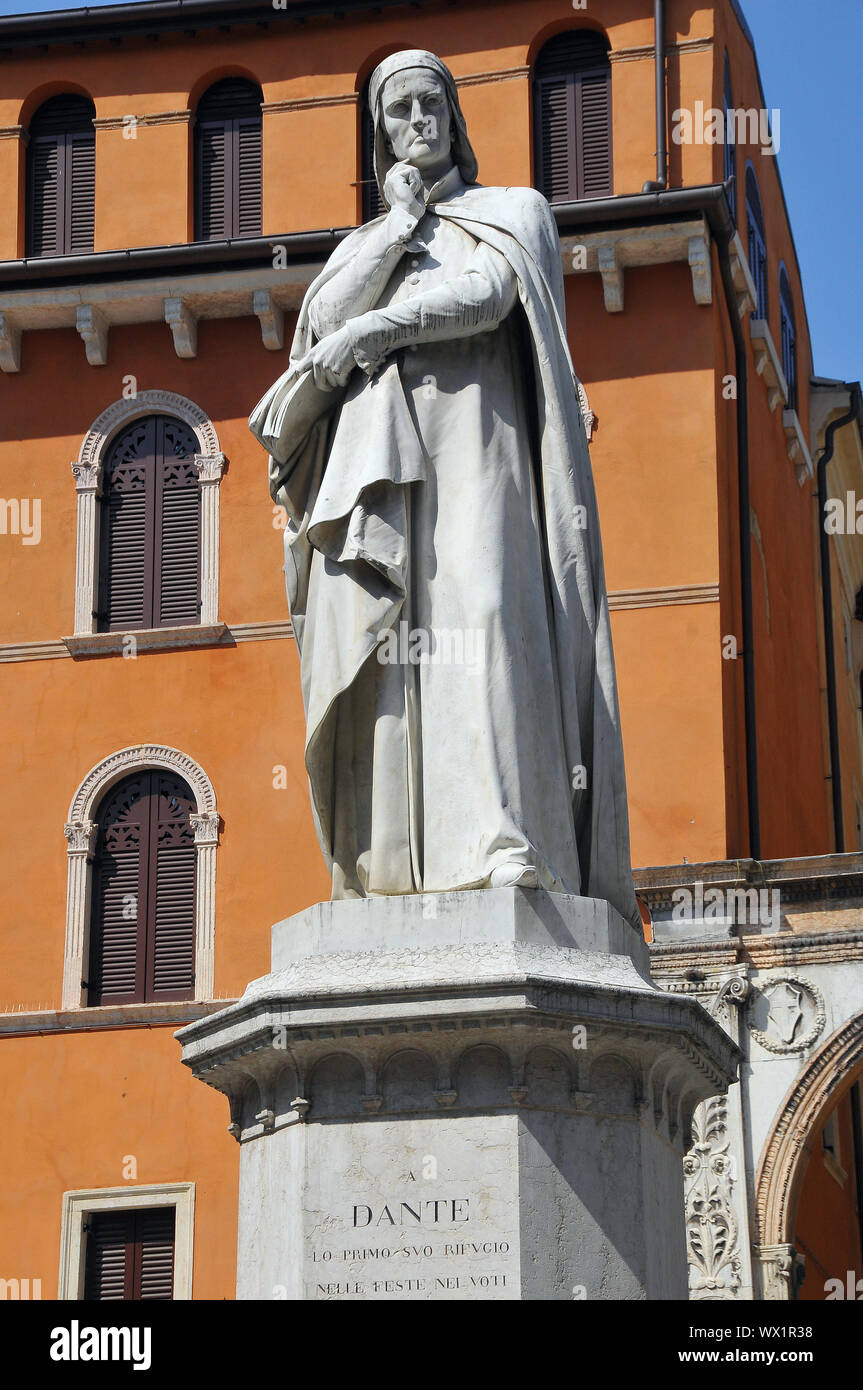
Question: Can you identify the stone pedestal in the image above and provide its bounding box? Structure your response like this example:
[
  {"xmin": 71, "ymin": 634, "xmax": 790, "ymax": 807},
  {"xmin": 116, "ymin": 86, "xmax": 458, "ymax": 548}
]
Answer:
[{"xmin": 177, "ymin": 889, "xmax": 738, "ymax": 1301}]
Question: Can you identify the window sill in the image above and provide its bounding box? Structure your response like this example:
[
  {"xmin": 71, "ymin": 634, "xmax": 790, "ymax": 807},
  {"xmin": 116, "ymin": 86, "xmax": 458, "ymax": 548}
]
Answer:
[
  {"xmin": 782, "ymin": 408, "xmax": 814, "ymax": 485},
  {"xmin": 0, "ymin": 1000, "xmax": 235, "ymax": 1037},
  {"xmin": 750, "ymin": 318, "xmax": 789, "ymax": 412},
  {"xmin": 823, "ymin": 1149, "xmax": 848, "ymax": 1187},
  {"xmin": 63, "ymin": 622, "xmax": 228, "ymax": 658}
]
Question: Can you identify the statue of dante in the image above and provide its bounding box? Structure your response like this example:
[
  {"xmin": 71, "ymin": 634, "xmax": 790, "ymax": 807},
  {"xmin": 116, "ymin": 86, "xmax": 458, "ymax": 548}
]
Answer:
[{"xmin": 250, "ymin": 49, "xmax": 640, "ymax": 929}]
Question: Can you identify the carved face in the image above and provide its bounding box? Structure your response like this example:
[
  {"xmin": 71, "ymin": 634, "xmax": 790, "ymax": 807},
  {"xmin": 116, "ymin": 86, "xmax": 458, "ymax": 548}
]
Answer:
[{"xmin": 380, "ymin": 68, "xmax": 452, "ymax": 176}]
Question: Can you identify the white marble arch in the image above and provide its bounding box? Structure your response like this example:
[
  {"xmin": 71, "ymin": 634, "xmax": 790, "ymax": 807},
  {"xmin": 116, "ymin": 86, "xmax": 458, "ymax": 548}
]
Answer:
[
  {"xmin": 70, "ymin": 389, "xmax": 227, "ymax": 635},
  {"xmin": 62, "ymin": 744, "xmax": 219, "ymax": 1010},
  {"xmin": 754, "ymin": 1009, "xmax": 863, "ymax": 1299}
]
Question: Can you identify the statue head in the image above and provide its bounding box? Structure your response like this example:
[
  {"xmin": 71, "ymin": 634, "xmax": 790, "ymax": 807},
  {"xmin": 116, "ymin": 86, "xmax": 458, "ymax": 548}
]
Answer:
[{"xmin": 368, "ymin": 49, "xmax": 479, "ymax": 205}]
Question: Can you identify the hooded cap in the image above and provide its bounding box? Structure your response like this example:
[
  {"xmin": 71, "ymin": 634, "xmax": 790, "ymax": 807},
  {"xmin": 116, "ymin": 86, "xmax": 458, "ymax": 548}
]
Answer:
[{"xmin": 368, "ymin": 49, "xmax": 479, "ymax": 208}]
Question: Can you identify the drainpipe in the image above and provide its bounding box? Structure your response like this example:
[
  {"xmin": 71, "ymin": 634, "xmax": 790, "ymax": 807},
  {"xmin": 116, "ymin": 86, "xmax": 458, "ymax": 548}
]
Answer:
[
  {"xmin": 712, "ymin": 223, "xmax": 760, "ymax": 859},
  {"xmin": 642, "ymin": 0, "xmax": 667, "ymax": 192},
  {"xmin": 816, "ymin": 381, "xmax": 863, "ymax": 852}
]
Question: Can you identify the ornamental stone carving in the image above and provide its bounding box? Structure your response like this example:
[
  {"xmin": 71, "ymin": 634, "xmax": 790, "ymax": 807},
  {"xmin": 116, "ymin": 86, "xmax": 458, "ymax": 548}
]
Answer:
[
  {"xmin": 684, "ymin": 1096, "xmax": 742, "ymax": 1299},
  {"xmin": 747, "ymin": 975, "xmax": 826, "ymax": 1055}
]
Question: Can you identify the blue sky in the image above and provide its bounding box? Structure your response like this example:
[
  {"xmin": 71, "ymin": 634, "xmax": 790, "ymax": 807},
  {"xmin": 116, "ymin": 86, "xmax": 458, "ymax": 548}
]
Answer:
[{"xmin": 0, "ymin": 0, "xmax": 860, "ymax": 384}]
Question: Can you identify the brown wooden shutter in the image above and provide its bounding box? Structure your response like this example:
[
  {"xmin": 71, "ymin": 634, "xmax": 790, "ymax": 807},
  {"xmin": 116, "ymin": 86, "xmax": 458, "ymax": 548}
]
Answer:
[
  {"xmin": 88, "ymin": 771, "xmax": 196, "ymax": 1006},
  {"xmin": 84, "ymin": 1211, "xmax": 133, "ymax": 1300},
  {"xmin": 236, "ymin": 118, "xmax": 263, "ymax": 236},
  {"xmin": 136, "ymin": 1209, "xmax": 176, "ymax": 1299},
  {"xmin": 67, "ymin": 129, "xmax": 96, "ymax": 252},
  {"xmin": 26, "ymin": 95, "xmax": 95, "ymax": 256},
  {"xmin": 360, "ymin": 81, "xmax": 384, "ymax": 223},
  {"xmin": 98, "ymin": 415, "xmax": 200, "ymax": 633},
  {"xmin": 153, "ymin": 418, "xmax": 201, "ymax": 628},
  {"xmin": 89, "ymin": 773, "xmax": 148, "ymax": 1005},
  {"xmin": 534, "ymin": 30, "xmax": 612, "ymax": 202},
  {"xmin": 27, "ymin": 136, "xmax": 61, "ymax": 256},
  {"xmin": 197, "ymin": 124, "xmax": 228, "ymax": 241},
  {"xmin": 195, "ymin": 78, "xmax": 262, "ymax": 239},
  {"xmin": 99, "ymin": 418, "xmax": 153, "ymax": 632},
  {"xmin": 147, "ymin": 773, "xmax": 197, "ymax": 1000},
  {"xmin": 84, "ymin": 1208, "xmax": 175, "ymax": 1301}
]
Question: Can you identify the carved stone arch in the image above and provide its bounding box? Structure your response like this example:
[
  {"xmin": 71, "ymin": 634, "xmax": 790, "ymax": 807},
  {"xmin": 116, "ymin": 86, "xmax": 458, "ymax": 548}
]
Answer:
[
  {"xmin": 754, "ymin": 1011, "xmax": 863, "ymax": 1297},
  {"xmin": 62, "ymin": 744, "xmax": 219, "ymax": 1010},
  {"xmin": 71, "ymin": 390, "xmax": 227, "ymax": 633},
  {"xmin": 68, "ymin": 743, "xmax": 217, "ymax": 823},
  {"xmin": 381, "ymin": 1047, "xmax": 437, "ymax": 1112}
]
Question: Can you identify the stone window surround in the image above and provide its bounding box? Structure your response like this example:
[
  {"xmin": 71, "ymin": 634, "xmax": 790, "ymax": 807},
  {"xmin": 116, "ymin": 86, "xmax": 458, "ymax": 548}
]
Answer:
[
  {"xmin": 63, "ymin": 744, "xmax": 219, "ymax": 1011},
  {"xmin": 58, "ymin": 1182, "xmax": 195, "ymax": 1300},
  {"xmin": 70, "ymin": 389, "xmax": 227, "ymax": 643}
]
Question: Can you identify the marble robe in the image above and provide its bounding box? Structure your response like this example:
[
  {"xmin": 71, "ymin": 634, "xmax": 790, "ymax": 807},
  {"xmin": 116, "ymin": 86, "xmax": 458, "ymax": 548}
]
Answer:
[{"xmin": 250, "ymin": 170, "xmax": 641, "ymax": 929}]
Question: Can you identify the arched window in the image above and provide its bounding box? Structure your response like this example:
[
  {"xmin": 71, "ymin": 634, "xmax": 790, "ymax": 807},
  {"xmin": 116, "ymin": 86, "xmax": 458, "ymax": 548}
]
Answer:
[
  {"xmin": 533, "ymin": 29, "xmax": 612, "ymax": 202},
  {"xmin": 723, "ymin": 55, "xmax": 736, "ymax": 222},
  {"xmin": 779, "ymin": 264, "xmax": 797, "ymax": 411},
  {"xmin": 746, "ymin": 163, "xmax": 768, "ymax": 320},
  {"xmin": 194, "ymin": 77, "xmax": 263, "ymax": 240},
  {"xmin": 360, "ymin": 74, "xmax": 385, "ymax": 223},
  {"xmin": 87, "ymin": 770, "xmax": 197, "ymax": 1006},
  {"xmin": 26, "ymin": 94, "xmax": 95, "ymax": 257},
  {"xmin": 97, "ymin": 414, "xmax": 201, "ymax": 632}
]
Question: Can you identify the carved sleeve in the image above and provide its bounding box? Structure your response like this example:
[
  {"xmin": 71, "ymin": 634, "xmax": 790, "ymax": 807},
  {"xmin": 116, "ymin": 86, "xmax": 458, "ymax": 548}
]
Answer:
[
  {"xmin": 307, "ymin": 209, "xmax": 421, "ymax": 340},
  {"xmin": 343, "ymin": 242, "xmax": 519, "ymax": 374}
]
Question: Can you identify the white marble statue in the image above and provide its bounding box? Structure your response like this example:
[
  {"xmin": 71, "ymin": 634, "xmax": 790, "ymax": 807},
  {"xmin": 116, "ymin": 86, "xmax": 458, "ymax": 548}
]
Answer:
[{"xmin": 250, "ymin": 49, "xmax": 640, "ymax": 929}]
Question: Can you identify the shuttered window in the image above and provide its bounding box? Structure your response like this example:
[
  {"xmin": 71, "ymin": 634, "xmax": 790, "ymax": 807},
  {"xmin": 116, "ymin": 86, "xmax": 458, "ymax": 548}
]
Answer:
[
  {"xmin": 723, "ymin": 56, "xmax": 736, "ymax": 222},
  {"xmin": 194, "ymin": 78, "xmax": 263, "ymax": 240},
  {"xmin": 360, "ymin": 77, "xmax": 384, "ymax": 223},
  {"xmin": 84, "ymin": 1208, "xmax": 176, "ymax": 1300},
  {"xmin": 98, "ymin": 414, "xmax": 201, "ymax": 633},
  {"xmin": 87, "ymin": 770, "xmax": 196, "ymax": 1006},
  {"xmin": 534, "ymin": 30, "xmax": 612, "ymax": 202},
  {"xmin": 779, "ymin": 265, "xmax": 797, "ymax": 411},
  {"xmin": 746, "ymin": 163, "xmax": 768, "ymax": 320},
  {"xmin": 27, "ymin": 94, "xmax": 95, "ymax": 257}
]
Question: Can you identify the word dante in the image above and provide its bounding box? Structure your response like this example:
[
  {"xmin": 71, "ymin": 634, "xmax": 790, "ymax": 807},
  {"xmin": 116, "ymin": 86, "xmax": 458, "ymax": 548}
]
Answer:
[{"xmin": 353, "ymin": 1199, "xmax": 470, "ymax": 1227}]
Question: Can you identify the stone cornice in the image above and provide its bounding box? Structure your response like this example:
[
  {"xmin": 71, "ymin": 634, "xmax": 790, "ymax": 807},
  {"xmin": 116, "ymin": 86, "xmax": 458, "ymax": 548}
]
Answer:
[
  {"xmin": 609, "ymin": 37, "xmax": 713, "ymax": 63},
  {"xmin": 0, "ymin": 1000, "xmax": 233, "ymax": 1037},
  {"xmin": 651, "ymin": 925, "xmax": 863, "ymax": 972},
  {"xmin": 0, "ymin": 620, "xmax": 294, "ymax": 662},
  {"xmin": 92, "ymin": 110, "xmax": 191, "ymax": 130},
  {"xmin": 608, "ymin": 582, "xmax": 718, "ymax": 610},
  {"xmin": 262, "ymin": 93, "xmax": 357, "ymax": 114}
]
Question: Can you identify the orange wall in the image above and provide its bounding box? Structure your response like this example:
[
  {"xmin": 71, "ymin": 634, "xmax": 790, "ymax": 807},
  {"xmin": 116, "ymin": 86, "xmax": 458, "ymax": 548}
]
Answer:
[
  {"xmin": 796, "ymin": 1089, "xmax": 863, "ymax": 1300},
  {"xmin": 0, "ymin": 1028, "xmax": 239, "ymax": 1299}
]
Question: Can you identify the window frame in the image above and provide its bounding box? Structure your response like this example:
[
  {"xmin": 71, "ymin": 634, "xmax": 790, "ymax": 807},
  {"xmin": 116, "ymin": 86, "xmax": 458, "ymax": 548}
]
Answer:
[
  {"xmin": 778, "ymin": 262, "xmax": 798, "ymax": 413},
  {"xmin": 745, "ymin": 161, "xmax": 768, "ymax": 320},
  {"xmin": 193, "ymin": 77, "xmax": 263, "ymax": 242},
  {"xmin": 26, "ymin": 94, "xmax": 96, "ymax": 259},
  {"xmin": 59, "ymin": 1184, "xmax": 194, "ymax": 1301},
  {"xmin": 723, "ymin": 54, "xmax": 736, "ymax": 223},
  {"xmin": 532, "ymin": 29, "xmax": 613, "ymax": 204},
  {"xmin": 63, "ymin": 745, "xmax": 219, "ymax": 1011},
  {"xmin": 87, "ymin": 768, "xmax": 198, "ymax": 1007},
  {"xmin": 70, "ymin": 390, "xmax": 226, "ymax": 643}
]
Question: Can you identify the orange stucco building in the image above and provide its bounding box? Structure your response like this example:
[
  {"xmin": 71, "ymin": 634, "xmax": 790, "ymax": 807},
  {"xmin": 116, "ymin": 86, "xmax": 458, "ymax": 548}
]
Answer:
[{"xmin": 1, "ymin": 0, "xmax": 862, "ymax": 1301}]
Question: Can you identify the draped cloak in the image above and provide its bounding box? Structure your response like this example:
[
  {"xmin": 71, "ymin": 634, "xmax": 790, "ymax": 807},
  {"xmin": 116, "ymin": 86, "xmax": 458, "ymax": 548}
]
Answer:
[{"xmin": 249, "ymin": 179, "xmax": 641, "ymax": 931}]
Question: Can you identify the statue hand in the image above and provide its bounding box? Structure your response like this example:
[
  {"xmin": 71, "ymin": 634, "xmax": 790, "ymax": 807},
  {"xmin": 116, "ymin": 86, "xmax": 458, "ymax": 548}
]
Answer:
[
  {"xmin": 384, "ymin": 161, "xmax": 425, "ymax": 222},
  {"xmin": 297, "ymin": 325, "xmax": 355, "ymax": 391}
]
